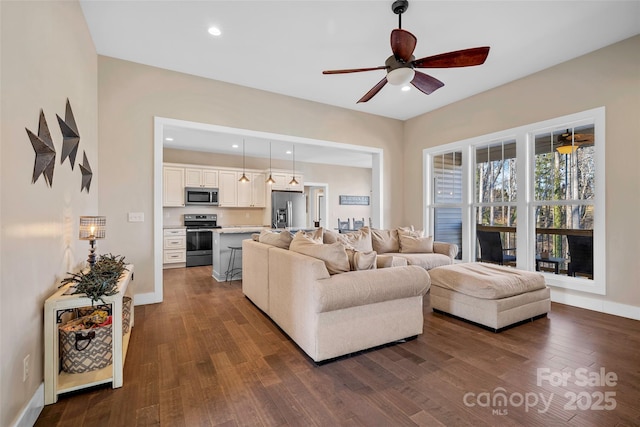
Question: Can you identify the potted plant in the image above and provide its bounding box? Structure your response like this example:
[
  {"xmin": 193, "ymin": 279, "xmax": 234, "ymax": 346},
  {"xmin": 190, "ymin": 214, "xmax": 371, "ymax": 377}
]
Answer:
[{"xmin": 60, "ymin": 254, "xmax": 128, "ymax": 304}]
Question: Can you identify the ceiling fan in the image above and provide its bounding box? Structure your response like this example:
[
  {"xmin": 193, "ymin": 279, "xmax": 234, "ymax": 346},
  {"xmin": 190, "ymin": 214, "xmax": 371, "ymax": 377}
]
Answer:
[
  {"xmin": 322, "ymin": 0, "xmax": 490, "ymax": 103},
  {"xmin": 555, "ymin": 129, "xmax": 593, "ymax": 154},
  {"xmin": 557, "ymin": 129, "xmax": 593, "ymax": 144}
]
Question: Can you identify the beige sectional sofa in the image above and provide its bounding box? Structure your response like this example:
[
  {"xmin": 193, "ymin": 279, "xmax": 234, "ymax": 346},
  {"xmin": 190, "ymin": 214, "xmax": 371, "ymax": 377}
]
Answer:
[
  {"xmin": 241, "ymin": 227, "xmax": 458, "ymax": 362},
  {"xmin": 367, "ymin": 227, "xmax": 458, "ymax": 270}
]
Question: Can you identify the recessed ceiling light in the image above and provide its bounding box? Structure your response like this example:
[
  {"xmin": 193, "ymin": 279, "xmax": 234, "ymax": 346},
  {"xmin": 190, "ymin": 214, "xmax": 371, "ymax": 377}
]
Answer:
[
  {"xmin": 165, "ymin": 137, "xmax": 174, "ymax": 141},
  {"xmin": 208, "ymin": 26, "xmax": 221, "ymax": 36},
  {"xmin": 232, "ymin": 144, "xmax": 239, "ymax": 148},
  {"xmin": 401, "ymin": 85, "xmax": 411, "ymax": 92},
  {"xmin": 286, "ymin": 150, "xmax": 292, "ymax": 155}
]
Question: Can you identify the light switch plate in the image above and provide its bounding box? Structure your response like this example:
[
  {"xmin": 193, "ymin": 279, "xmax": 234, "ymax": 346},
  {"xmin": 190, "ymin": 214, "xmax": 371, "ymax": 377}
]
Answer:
[{"xmin": 128, "ymin": 212, "xmax": 144, "ymax": 222}]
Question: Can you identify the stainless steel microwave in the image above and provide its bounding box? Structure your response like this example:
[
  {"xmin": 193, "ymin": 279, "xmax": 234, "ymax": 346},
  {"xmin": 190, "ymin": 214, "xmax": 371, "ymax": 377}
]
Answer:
[{"xmin": 185, "ymin": 187, "xmax": 219, "ymax": 206}]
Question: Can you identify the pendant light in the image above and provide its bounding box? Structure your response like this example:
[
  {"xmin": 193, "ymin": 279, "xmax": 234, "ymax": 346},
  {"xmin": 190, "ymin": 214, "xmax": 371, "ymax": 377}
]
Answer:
[
  {"xmin": 289, "ymin": 145, "xmax": 299, "ymax": 186},
  {"xmin": 265, "ymin": 141, "xmax": 276, "ymax": 185},
  {"xmin": 238, "ymin": 139, "xmax": 250, "ymax": 182},
  {"xmin": 556, "ymin": 129, "xmax": 577, "ymax": 155}
]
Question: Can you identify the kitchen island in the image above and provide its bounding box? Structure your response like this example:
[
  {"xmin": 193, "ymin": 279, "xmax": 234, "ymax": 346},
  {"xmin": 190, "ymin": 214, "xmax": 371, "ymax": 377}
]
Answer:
[{"xmin": 211, "ymin": 227, "xmax": 267, "ymax": 282}]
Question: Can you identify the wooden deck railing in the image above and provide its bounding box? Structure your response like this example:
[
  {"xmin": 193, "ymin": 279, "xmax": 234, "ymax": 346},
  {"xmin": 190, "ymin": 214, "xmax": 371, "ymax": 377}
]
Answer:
[{"xmin": 476, "ymin": 224, "xmax": 593, "ymax": 237}]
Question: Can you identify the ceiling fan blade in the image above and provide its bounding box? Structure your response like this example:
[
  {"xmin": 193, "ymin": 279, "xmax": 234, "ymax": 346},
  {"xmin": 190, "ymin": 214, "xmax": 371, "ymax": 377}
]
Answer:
[
  {"xmin": 323, "ymin": 66, "xmax": 387, "ymax": 75},
  {"xmin": 413, "ymin": 46, "xmax": 490, "ymax": 68},
  {"xmin": 410, "ymin": 71, "xmax": 445, "ymax": 95},
  {"xmin": 357, "ymin": 77, "xmax": 388, "ymax": 103},
  {"xmin": 391, "ymin": 29, "xmax": 417, "ymax": 63}
]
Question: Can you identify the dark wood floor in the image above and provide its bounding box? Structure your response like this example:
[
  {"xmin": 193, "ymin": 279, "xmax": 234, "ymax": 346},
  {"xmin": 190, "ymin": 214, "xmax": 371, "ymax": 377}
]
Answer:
[{"xmin": 37, "ymin": 266, "xmax": 640, "ymax": 426}]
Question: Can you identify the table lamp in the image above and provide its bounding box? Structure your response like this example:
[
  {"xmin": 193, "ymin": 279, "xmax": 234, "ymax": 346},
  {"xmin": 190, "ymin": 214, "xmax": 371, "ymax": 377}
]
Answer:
[{"xmin": 79, "ymin": 216, "xmax": 106, "ymax": 268}]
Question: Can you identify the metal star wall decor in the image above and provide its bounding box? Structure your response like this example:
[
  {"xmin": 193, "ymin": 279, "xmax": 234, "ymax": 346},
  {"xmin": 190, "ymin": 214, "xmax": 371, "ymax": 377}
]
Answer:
[
  {"xmin": 26, "ymin": 109, "xmax": 56, "ymax": 186},
  {"xmin": 79, "ymin": 150, "xmax": 93, "ymax": 193},
  {"xmin": 56, "ymin": 98, "xmax": 80, "ymax": 170}
]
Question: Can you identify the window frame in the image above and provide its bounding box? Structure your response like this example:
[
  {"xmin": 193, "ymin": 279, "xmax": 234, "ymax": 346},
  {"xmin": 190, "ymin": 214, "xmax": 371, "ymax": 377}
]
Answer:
[{"xmin": 423, "ymin": 107, "xmax": 606, "ymax": 295}]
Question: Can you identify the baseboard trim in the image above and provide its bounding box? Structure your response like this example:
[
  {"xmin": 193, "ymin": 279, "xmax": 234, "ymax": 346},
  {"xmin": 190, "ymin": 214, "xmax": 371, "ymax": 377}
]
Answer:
[
  {"xmin": 11, "ymin": 382, "xmax": 43, "ymax": 427},
  {"xmin": 550, "ymin": 290, "xmax": 640, "ymax": 321},
  {"xmin": 133, "ymin": 291, "xmax": 162, "ymax": 306}
]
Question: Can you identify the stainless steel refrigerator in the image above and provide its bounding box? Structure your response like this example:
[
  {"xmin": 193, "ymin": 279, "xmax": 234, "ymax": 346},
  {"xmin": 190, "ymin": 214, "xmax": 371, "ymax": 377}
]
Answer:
[{"xmin": 272, "ymin": 191, "xmax": 306, "ymax": 229}]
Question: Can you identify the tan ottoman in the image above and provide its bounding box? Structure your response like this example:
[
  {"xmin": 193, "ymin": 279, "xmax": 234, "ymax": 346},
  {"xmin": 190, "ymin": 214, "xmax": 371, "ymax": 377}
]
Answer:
[{"xmin": 429, "ymin": 262, "xmax": 550, "ymax": 332}]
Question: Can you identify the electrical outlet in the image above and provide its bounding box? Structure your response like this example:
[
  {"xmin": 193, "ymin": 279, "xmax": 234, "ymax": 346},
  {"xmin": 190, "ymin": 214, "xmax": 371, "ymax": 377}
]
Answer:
[
  {"xmin": 128, "ymin": 212, "xmax": 144, "ymax": 222},
  {"xmin": 23, "ymin": 354, "xmax": 30, "ymax": 382}
]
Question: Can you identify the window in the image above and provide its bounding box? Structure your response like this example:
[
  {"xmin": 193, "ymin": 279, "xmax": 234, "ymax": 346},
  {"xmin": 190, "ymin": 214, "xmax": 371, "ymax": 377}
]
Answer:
[
  {"xmin": 431, "ymin": 151, "xmax": 463, "ymax": 259},
  {"xmin": 533, "ymin": 124, "xmax": 595, "ymax": 279},
  {"xmin": 474, "ymin": 139, "xmax": 517, "ymax": 264},
  {"xmin": 424, "ymin": 107, "xmax": 605, "ymax": 294}
]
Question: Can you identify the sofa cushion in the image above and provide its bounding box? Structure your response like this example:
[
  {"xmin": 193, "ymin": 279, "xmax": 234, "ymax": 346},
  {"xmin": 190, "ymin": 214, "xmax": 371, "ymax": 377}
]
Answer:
[
  {"xmin": 289, "ymin": 231, "xmax": 350, "ymax": 275},
  {"xmin": 312, "ymin": 266, "xmax": 430, "ymax": 313},
  {"xmin": 392, "ymin": 253, "xmax": 453, "ymax": 270},
  {"xmin": 346, "ymin": 249, "xmax": 377, "ymax": 271},
  {"xmin": 371, "ymin": 228, "xmax": 400, "ymax": 254},
  {"xmin": 376, "ymin": 254, "xmax": 408, "ymax": 268},
  {"xmin": 324, "ymin": 227, "xmax": 373, "ymax": 252},
  {"xmin": 304, "ymin": 227, "xmax": 324, "ymax": 242},
  {"xmin": 398, "ymin": 226, "xmax": 424, "ymax": 237},
  {"xmin": 398, "ymin": 232, "xmax": 434, "ymax": 254},
  {"xmin": 429, "ymin": 263, "xmax": 546, "ymax": 300},
  {"xmin": 323, "ymin": 228, "xmax": 343, "ymax": 245},
  {"xmin": 258, "ymin": 229, "xmax": 293, "ymax": 249}
]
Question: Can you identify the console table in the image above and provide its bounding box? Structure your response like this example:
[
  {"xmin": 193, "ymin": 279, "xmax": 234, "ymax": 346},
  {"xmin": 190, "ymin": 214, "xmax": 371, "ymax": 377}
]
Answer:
[{"xmin": 44, "ymin": 265, "xmax": 134, "ymax": 404}]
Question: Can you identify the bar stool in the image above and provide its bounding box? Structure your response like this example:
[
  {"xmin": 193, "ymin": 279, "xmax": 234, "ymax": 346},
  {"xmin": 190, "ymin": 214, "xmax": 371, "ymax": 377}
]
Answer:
[{"xmin": 225, "ymin": 246, "xmax": 243, "ymax": 281}]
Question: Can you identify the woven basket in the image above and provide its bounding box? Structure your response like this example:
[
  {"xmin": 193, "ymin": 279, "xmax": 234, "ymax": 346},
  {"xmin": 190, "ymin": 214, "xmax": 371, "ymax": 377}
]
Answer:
[
  {"xmin": 76, "ymin": 304, "xmax": 111, "ymax": 318},
  {"xmin": 59, "ymin": 317, "xmax": 113, "ymax": 373},
  {"xmin": 122, "ymin": 296, "xmax": 132, "ymax": 334}
]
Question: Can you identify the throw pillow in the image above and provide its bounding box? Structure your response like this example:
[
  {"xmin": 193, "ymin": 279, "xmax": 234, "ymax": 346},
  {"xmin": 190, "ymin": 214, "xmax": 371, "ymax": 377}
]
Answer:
[
  {"xmin": 346, "ymin": 249, "xmax": 378, "ymax": 271},
  {"xmin": 398, "ymin": 232, "xmax": 434, "ymax": 253},
  {"xmin": 304, "ymin": 227, "xmax": 323, "ymax": 243},
  {"xmin": 258, "ymin": 229, "xmax": 293, "ymax": 249},
  {"xmin": 323, "ymin": 228, "xmax": 341, "ymax": 244},
  {"xmin": 371, "ymin": 228, "xmax": 400, "ymax": 254},
  {"xmin": 289, "ymin": 231, "xmax": 350, "ymax": 275},
  {"xmin": 340, "ymin": 226, "xmax": 374, "ymax": 252},
  {"xmin": 397, "ymin": 227, "xmax": 424, "ymax": 238}
]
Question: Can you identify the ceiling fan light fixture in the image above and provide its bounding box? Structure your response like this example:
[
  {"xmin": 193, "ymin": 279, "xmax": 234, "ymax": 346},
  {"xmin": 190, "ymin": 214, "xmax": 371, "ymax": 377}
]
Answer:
[
  {"xmin": 208, "ymin": 26, "xmax": 221, "ymax": 36},
  {"xmin": 556, "ymin": 143, "xmax": 577, "ymax": 155},
  {"xmin": 387, "ymin": 67, "xmax": 415, "ymax": 85},
  {"xmin": 401, "ymin": 85, "xmax": 411, "ymax": 92},
  {"xmin": 556, "ymin": 129, "xmax": 578, "ymax": 155}
]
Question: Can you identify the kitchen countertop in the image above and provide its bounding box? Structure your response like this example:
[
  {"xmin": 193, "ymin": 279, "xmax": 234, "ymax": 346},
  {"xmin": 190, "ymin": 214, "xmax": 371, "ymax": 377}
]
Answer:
[
  {"xmin": 212, "ymin": 226, "xmax": 269, "ymax": 234},
  {"xmin": 163, "ymin": 225, "xmax": 186, "ymax": 229}
]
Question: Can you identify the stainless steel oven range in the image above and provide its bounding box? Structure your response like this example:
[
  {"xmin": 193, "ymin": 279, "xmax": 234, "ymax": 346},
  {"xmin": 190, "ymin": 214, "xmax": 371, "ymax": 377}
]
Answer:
[{"xmin": 183, "ymin": 214, "xmax": 220, "ymax": 267}]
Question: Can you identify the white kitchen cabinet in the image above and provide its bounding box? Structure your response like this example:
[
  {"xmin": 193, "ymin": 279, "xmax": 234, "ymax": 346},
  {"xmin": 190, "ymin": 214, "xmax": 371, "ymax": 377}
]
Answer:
[
  {"xmin": 237, "ymin": 176, "xmax": 252, "ymax": 207},
  {"xmin": 185, "ymin": 167, "xmax": 218, "ymax": 188},
  {"xmin": 271, "ymin": 172, "xmax": 304, "ymax": 191},
  {"xmin": 218, "ymin": 170, "xmax": 238, "ymax": 207},
  {"xmin": 251, "ymin": 173, "xmax": 266, "ymax": 207},
  {"xmin": 163, "ymin": 228, "xmax": 186, "ymax": 267},
  {"xmin": 44, "ymin": 266, "xmax": 134, "ymax": 404},
  {"xmin": 237, "ymin": 172, "xmax": 266, "ymax": 207},
  {"xmin": 163, "ymin": 166, "xmax": 185, "ymax": 207}
]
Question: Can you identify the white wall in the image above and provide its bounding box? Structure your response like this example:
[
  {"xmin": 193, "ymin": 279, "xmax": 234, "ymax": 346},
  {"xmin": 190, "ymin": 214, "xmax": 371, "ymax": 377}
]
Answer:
[
  {"xmin": 99, "ymin": 57, "xmax": 402, "ymax": 296},
  {"xmin": 0, "ymin": 1, "xmax": 98, "ymax": 425},
  {"xmin": 404, "ymin": 35, "xmax": 640, "ymax": 312}
]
